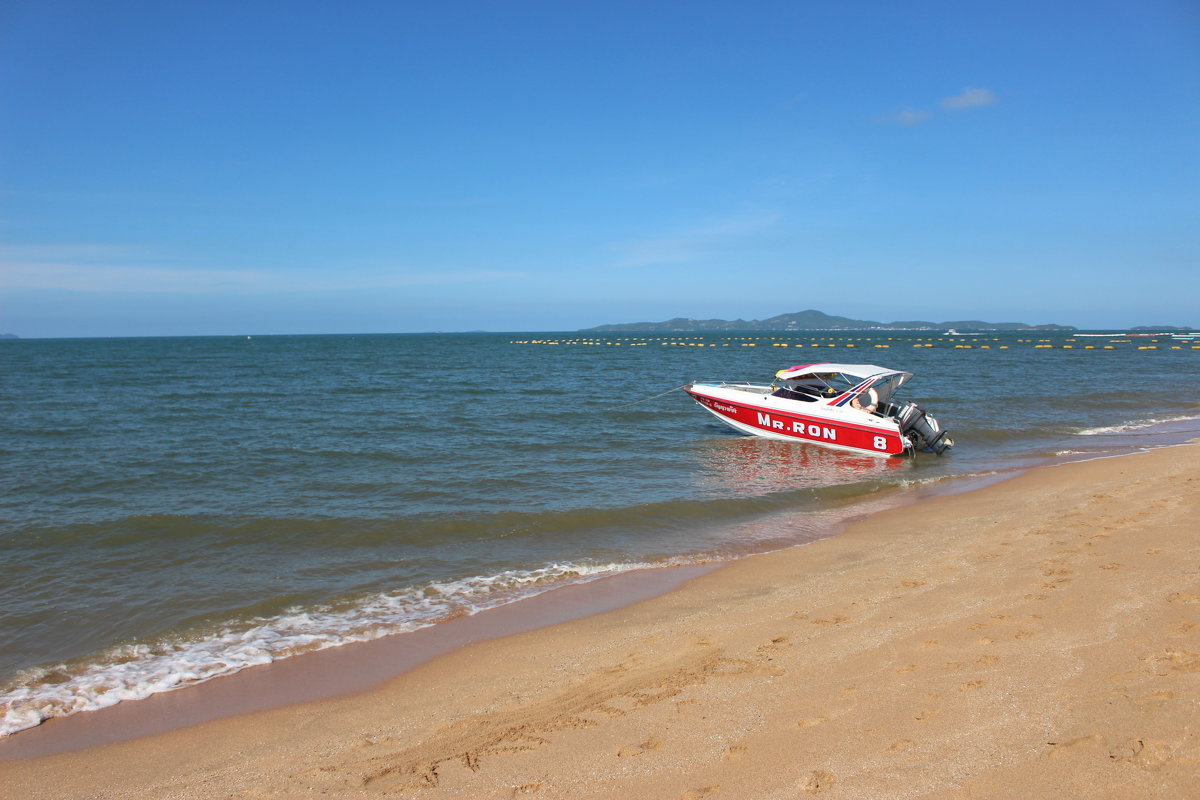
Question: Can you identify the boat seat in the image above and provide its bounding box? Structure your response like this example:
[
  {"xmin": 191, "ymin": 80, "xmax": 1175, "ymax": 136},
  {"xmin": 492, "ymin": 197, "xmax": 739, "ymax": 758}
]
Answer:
[{"xmin": 771, "ymin": 388, "xmax": 818, "ymax": 402}]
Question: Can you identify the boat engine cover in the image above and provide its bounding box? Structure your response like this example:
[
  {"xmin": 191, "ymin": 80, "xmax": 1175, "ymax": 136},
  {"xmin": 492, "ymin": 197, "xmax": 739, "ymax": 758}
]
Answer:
[{"xmin": 891, "ymin": 401, "xmax": 953, "ymax": 455}]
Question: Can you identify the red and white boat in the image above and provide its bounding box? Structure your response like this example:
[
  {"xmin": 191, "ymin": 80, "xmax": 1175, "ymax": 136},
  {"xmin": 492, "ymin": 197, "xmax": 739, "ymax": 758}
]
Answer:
[{"xmin": 684, "ymin": 362, "xmax": 953, "ymax": 457}]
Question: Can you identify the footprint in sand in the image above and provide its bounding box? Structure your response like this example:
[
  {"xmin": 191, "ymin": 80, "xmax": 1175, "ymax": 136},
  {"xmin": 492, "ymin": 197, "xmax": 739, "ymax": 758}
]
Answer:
[
  {"xmin": 618, "ymin": 738, "xmax": 663, "ymax": 758},
  {"xmin": 804, "ymin": 770, "xmax": 836, "ymax": 794},
  {"xmin": 1143, "ymin": 648, "xmax": 1200, "ymax": 675},
  {"xmin": 1045, "ymin": 734, "xmax": 1104, "ymax": 759},
  {"xmin": 756, "ymin": 636, "xmax": 791, "ymax": 656},
  {"xmin": 1136, "ymin": 690, "xmax": 1174, "ymax": 709},
  {"xmin": 512, "ymin": 782, "xmax": 545, "ymax": 795},
  {"xmin": 681, "ymin": 787, "xmax": 718, "ymax": 799},
  {"xmin": 1170, "ymin": 621, "xmax": 1196, "ymax": 637},
  {"xmin": 724, "ymin": 744, "xmax": 748, "ymax": 761},
  {"xmin": 1108, "ymin": 737, "xmax": 1175, "ymax": 767},
  {"xmin": 1041, "ymin": 579, "xmax": 1072, "ymax": 589}
]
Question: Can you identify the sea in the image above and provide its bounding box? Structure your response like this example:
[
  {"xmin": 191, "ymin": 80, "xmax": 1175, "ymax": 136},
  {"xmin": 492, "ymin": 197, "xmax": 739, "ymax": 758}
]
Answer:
[{"xmin": 2, "ymin": 330, "xmax": 1199, "ymax": 737}]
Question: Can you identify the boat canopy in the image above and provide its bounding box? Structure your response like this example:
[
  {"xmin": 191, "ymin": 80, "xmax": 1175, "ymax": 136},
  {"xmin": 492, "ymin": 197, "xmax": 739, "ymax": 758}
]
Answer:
[
  {"xmin": 774, "ymin": 363, "xmax": 910, "ymax": 382},
  {"xmin": 773, "ymin": 363, "xmax": 914, "ymax": 407}
]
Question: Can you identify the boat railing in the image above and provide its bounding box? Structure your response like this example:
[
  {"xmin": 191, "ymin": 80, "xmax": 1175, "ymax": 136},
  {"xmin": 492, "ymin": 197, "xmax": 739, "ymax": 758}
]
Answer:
[{"xmin": 693, "ymin": 380, "xmax": 773, "ymax": 395}]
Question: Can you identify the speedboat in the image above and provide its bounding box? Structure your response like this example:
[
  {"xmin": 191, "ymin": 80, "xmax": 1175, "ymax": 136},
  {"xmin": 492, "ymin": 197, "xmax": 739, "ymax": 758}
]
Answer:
[{"xmin": 684, "ymin": 363, "xmax": 953, "ymax": 457}]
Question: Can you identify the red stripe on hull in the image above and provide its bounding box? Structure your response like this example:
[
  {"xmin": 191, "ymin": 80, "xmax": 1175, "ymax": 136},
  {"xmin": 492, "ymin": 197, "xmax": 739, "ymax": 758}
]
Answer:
[{"xmin": 686, "ymin": 390, "xmax": 906, "ymax": 456}]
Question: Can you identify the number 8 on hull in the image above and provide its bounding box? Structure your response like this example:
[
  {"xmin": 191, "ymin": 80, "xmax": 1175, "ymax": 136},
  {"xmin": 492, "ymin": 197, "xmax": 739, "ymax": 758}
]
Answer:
[{"xmin": 683, "ymin": 362, "xmax": 953, "ymax": 457}]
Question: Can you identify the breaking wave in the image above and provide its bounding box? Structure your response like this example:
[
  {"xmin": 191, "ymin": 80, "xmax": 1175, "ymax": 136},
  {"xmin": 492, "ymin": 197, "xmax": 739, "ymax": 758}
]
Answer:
[
  {"xmin": 0, "ymin": 558, "xmax": 691, "ymax": 737},
  {"xmin": 1076, "ymin": 411, "xmax": 1200, "ymax": 436}
]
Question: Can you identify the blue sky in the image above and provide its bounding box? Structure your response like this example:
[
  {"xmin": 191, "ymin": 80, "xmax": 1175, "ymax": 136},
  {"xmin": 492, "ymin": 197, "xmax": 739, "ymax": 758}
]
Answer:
[{"xmin": 2, "ymin": 0, "xmax": 1197, "ymax": 336}]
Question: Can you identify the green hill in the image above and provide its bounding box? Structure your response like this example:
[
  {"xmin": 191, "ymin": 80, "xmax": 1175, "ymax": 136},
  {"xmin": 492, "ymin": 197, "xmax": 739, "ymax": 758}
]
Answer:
[{"xmin": 583, "ymin": 309, "xmax": 1075, "ymax": 332}]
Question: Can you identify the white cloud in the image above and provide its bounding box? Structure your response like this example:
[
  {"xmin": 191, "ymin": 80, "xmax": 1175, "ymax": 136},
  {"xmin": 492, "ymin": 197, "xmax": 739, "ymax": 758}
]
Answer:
[
  {"xmin": 941, "ymin": 87, "xmax": 999, "ymax": 110},
  {"xmin": 881, "ymin": 107, "xmax": 933, "ymax": 126},
  {"xmin": 610, "ymin": 212, "xmax": 782, "ymax": 268},
  {"xmin": 879, "ymin": 87, "xmax": 997, "ymax": 127}
]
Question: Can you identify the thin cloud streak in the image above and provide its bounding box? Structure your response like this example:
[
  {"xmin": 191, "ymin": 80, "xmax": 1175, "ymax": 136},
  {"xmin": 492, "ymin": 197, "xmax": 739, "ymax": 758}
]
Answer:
[
  {"xmin": 880, "ymin": 87, "xmax": 998, "ymax": 126},
  {"xmin": 610, "ymin": 212, "xmax": 783, "ymax": 268},
  {"xmin": 0, "ymin": 250, "xmax": 528, "ymax": 293},
  {"xmin": 941, "ymin": 87, "xmax": 999, "ymax": 109},
  {"xmin": 881, "ymin": 107, "xmax": 934, "ymax": 126}
]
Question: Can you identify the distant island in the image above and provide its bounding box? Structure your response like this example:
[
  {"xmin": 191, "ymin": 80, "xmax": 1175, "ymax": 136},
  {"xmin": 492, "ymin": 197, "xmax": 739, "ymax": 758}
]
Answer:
[
  {"xmin": 583, "ymin": 309, "xmax": 1077, "ymax": 333},
  {"xmin": 0, "ymin": 333, "xmax": 19, "ymax": 340}
]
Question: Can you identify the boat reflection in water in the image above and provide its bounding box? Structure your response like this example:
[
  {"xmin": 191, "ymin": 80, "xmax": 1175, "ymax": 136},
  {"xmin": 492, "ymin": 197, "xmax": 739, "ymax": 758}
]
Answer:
[
  {"xmin": 693, "ymin": 435, "xmax": 906, "ymax": 496},
  {"xmin": 683, "ymin": 437, "xmax": 911, "ymax": 557}
]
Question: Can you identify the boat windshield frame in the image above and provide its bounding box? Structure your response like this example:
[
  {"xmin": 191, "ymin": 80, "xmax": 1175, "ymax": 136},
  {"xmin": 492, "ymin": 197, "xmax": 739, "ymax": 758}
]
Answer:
[{"xmin": 861, "ymin": 372, "xmax": 910, "ymax": 406}]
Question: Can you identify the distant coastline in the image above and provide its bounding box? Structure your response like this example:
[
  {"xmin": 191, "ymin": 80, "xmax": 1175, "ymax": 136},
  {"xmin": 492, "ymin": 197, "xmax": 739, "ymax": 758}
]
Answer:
[{"xmin": 583, "ymin": 309, "xmax": 1077, "ymax": 333}]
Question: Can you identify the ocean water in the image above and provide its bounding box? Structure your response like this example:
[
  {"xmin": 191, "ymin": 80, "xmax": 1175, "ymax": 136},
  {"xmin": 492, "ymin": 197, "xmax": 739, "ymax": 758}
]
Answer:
[{"xmin": 2, "ymin": 331, "xmax": 1198, "ymax": 736}]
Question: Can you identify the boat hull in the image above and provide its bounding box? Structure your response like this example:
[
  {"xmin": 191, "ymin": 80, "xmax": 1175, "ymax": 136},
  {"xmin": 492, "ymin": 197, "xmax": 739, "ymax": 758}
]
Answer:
[{"xmin": 685, "ymin": 384, "xmax": 909, "ymax": 457}]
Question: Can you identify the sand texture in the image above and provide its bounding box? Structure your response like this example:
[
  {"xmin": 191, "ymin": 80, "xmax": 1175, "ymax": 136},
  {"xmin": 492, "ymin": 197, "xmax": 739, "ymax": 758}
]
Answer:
[{"xmin": 3, "ymin": 444, "xmax": 1199, "ymax": 799}]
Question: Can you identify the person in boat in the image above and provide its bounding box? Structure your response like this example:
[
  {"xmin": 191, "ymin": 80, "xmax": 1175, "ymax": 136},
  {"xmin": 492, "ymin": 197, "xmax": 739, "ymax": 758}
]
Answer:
[
  {"xmin": 772, "ymin": 377, "xmax": 836, "ymax": 402},
  {"xmin": 851, "ymin": 386, "xmax": 879, "ymax": 414}
]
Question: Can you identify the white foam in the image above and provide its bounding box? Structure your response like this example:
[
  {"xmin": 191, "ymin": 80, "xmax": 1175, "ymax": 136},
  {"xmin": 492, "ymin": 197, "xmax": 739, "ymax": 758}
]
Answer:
[
  {"xmin": 1077, "ymin": 411, "xmax": 1200, "ymax": 436},
  {"xmin": 0, "ymin": 559, "xmax": 684, "ymax": 738}
]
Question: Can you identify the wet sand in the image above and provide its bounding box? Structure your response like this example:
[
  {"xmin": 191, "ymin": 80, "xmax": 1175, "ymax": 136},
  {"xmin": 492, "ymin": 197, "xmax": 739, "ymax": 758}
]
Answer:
[{"xmin": 3, "ymin": 443, "xmax": 1199, "ymax": 799}]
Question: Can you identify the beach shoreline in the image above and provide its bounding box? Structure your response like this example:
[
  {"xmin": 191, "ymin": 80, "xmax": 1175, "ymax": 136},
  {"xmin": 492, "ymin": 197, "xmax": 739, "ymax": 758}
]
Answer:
[
  {"xmin": 3, "ymin": 441, "xmax": 1198, "ymax": 798},
  {"xmin": 0, "ymin": 448, "xmax": 1025, "ymax": 756},
  {"xmin": 0, "ymin": 453, "xmax": 1032, "ymax": 759}
]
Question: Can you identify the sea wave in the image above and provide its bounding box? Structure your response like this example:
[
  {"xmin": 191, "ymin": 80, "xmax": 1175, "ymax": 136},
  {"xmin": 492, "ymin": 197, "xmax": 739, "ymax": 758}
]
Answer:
[
  {"xmin": 0, "ymin": 558, "xmax": 692, "ymax": 738},
  {"xmin": 1076, "ymin": 411, "xmax": 1200, "ymax": 436},
  {"xmin": 12, "ymin": 483, "xmax": 894, "ymax": 551}
]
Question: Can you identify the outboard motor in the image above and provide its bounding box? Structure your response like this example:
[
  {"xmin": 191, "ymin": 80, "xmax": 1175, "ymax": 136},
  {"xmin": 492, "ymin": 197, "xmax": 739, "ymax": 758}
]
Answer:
[{"xmin": 890, "ymin": 401, "xmax": 954, "ymax": 455}]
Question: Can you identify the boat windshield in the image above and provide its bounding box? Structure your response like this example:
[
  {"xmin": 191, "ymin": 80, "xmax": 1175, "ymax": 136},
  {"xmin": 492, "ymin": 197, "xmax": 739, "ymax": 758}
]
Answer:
[
  {"xmin": 864, "ymin": 373, "xmax": 908, "ymax": 405},
  {"xmin": 773, "ymin": 367, "xmax": 912, "ymax": 405},
  {"xmin": 775, "ymin": 371, "xmax": 857, "ymax": 397}
]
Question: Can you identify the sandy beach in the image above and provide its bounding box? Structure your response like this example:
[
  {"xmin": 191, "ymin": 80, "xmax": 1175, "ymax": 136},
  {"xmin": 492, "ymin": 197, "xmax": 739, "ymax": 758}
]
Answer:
[{"xmin": 3, "ymin": 443, "xmax": 1199, "ymax": 799}]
